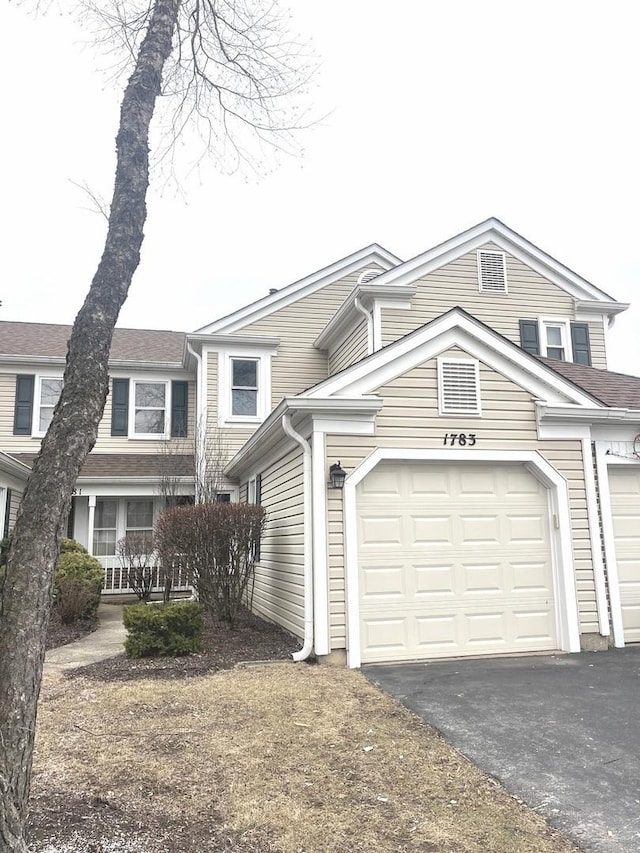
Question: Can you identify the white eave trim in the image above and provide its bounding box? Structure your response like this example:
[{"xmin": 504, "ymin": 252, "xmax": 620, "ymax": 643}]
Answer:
[
  {"xmin": 0, "ymin": 355, "xmax": 189, "ymax": 371},
  {"xmin": 537, "ymin": 402, "xmax": 640, "ymax": 425},
  {"xmin": 360, "ymin": 218, "xmax": 620, "ymax": 305},
  {"xmin": 0, "ymin": 452, "xmax": 32, "ymax": 479},
  {"xmin": 225, "ymin": 396, "xmax": 383, "ymax": 477},
  {"xmin": 195, "ymin": 245, "xmax": 402, "ymax": 335},
  {"xmin": 187, "ymin": 333, "xmax": 280, "ymax": 350},
  {"xmin": 574, "ymin": 299, "xmax": 629, "ymax": 316},
  {"xmin": 315, "ymin": 284, "xmax": 416, "ymax": 351}
]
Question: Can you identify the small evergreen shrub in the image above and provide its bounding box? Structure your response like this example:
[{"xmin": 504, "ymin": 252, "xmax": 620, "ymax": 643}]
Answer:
[
  {"xmin": 54, "ymin": 548, "xmax": 104, "ymax": 622},
  {"xmin": 123, "ymin": 600, "xmax": 204, "ymax": 658}
]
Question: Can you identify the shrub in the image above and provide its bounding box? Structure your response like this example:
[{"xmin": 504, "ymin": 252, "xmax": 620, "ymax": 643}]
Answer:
[
  {"xmin": 123, "ymin": 600, "xmax": 204, "ymax": 658},
  {"xmin": 117, "ymin": 532, "xmax": 156, "ymax": 602},
  {"xmin": 59, "ymin": 537, "xmax": 88, "ymax": 555},
  {"xmin": 155, "ymin": 502, "xmax": 266, "ymax": 626},
  {"xmin": 54, "ymin": 548, "xmax": 104, "ymax": 622}
]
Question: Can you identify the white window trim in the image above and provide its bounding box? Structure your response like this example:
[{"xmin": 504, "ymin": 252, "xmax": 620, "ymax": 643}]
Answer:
[
  {"xmin": 32, "ymin": 372, "xmax": 64, "ymax": 437},
  {"xmin": 128, "ymin": 378, "xmax": 171, "ymax": 440},
  {"xmin": 538, "ymin": 317, "xmax": 571, "ymax": 362},
  {"xmin": 437, "ymin": 357, "xmax": 482, "ymax": 416},
  {"xmin": 217, "ymin": 347, "xmax": 274, "ymax": 427},
  {"xmin": 477, "ymin": 249, "xmax": 508, "ymax": 294}
]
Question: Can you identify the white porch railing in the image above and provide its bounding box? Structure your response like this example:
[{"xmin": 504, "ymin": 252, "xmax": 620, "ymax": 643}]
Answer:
[{"xmin": 98, "ymin": 556, "xmax": 193, "ymax": 595}]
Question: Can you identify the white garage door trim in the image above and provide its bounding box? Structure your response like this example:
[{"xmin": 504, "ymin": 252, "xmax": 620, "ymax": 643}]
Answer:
[
  {"xmin": 596, "ymin": 448, "xmax": 640, "ymax": 648},
  {"xmin": 344, "ymin": 448, "xmax": 581, "ymax": 668}
]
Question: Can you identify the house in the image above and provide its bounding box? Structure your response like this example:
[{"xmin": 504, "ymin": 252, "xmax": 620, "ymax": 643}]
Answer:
[{"xmin": 2, "ymin": 217, "xmax": 640, "ymax": 667}]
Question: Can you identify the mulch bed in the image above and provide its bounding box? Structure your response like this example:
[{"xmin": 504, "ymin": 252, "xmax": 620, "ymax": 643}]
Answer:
[
  {"xmin": 46, "ymin": 614, "xmax": 97, "ymax": 651},
  {"xmin": 69, "ymin": 607, "xmax": 300, "ymax": 682}
]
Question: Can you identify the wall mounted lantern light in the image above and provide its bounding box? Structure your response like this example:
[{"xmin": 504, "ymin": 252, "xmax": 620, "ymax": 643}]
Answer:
[{"xmin": 329, "ymin": 461, "xmax": 347, "ymax": 490}]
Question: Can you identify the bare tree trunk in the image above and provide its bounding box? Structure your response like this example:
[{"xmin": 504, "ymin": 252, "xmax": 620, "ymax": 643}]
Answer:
[{"xmin": 0, "ymin": 0, "xmax": 180, "ymax": 847}]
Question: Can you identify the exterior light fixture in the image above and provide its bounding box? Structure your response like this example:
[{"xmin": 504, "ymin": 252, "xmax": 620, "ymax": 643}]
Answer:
[{"xmin": 329, "ymin": 461, "xmax": 346, "ymax": 490}]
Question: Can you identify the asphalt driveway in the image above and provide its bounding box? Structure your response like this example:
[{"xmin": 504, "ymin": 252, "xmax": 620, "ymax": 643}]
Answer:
[{"xmin": 365, "ymin": 649, "xmax": 640, "ymax": 852}]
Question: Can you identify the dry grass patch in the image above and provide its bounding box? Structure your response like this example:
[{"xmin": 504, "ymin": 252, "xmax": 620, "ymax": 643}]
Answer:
[{"xmin": 31, "ymin": 664, "xmax": 578, "ymax": 852}]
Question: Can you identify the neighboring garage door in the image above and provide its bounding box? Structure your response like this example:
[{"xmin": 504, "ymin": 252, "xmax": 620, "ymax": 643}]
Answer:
[
  {"xmin": 608, "ymin": 466, "xmax": 640, "ymax": 643},
  {"xmin": 357, "ymin": 462, "xmax": 557, "ymax": 663}
]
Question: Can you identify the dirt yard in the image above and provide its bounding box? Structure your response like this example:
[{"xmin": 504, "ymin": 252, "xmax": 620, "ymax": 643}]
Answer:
[{"xmin": 30, "ymin": 612, "xmax": 580, "ymax": 852}]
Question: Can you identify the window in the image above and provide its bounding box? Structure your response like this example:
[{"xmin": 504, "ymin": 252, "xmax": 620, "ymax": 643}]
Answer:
[
  {"xmin": 438, "ymin": 358, "xmax": 481, "ymax": 416},
  {"xmin": 126, "ymin": 499, "xmax": 154, "ymax": 533},
  {"xmin": 93, "ymin": 499, "xmax": 118, "ymax": 556},
  {"xmin": 477, "ymin": 250, "xmax": 507, "ymax": 294},
  {"xmin": 542, "ymin": 322, "xmax": 568, "ymax": 361},
  {"xmin": 132, "ymin": 381, "xmax": 167, "ymax": 437},
  {"xmin": 38, "ymin": 378, "xmax": 63, "ymax": 433},
  {"xmin": 231, "ymin": 359, "xmax": 258, "ymax": 416},
  {"xmin": 217, "ymin": 348, "xmax": 276, "ymax": 425}
]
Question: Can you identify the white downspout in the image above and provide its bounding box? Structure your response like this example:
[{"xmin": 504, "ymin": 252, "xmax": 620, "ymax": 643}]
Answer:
[
  {"xmin": 354, "ymin": 297, "xmax": 374, "ymax": 355},
  {"xmin": 282, "ymin": 412, "xmax": 313, "ymax": 661}
]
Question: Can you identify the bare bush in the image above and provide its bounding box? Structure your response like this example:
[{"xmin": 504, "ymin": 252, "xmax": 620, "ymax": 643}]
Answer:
[
  {"xmin": 155, "ymin": 503, "xmax": 265, "ymax": 626},
  {"xmin": 117, "ymin": 532, "xmax": 156, "ymax": 602}
]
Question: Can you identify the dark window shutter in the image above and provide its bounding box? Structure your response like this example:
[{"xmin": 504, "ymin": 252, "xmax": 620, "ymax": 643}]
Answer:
[
  {"xmin": 519, "ymin": 320, "xmax": 540, "ymax": 356},
  {"xmin": 255, "ymin": 473, "xmax": 262, "ymax": 505},
  {"xmin": 3, "ymin": 488, "xmax": 12, "ymax": 538},
  {"xmin": 13, "ymin": 375, "xmax": 35, "ymax": 435},
  {"xmin": 570, "ymin": 322, "xmax": 592, "ymax": 366},
  {"xmin": 171, "ymin": 381, "xmax": 188, "ymax": 438},
  {"xmin": 111, "ymin": 379, "xmax": 129, "ymax": 436}
]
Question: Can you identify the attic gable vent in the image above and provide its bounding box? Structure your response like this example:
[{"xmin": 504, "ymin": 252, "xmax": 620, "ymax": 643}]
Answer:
[
  {"xmin": 477, "ymin": 250, "xmax": 507, "ymax": 294},
  {"xmin": 357, "ymin": 268, "xmax": 382, "ymax": 285},
  {"xmin": 437, "ymin": 358, "xmax": 481, "ymax": 416}
]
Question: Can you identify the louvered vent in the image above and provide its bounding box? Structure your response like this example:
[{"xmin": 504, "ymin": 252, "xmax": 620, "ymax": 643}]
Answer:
[
  {"xmin": 438, "ymin": 359, "xmax": 481, "ymax": 415},
  {"xmin": 477, "ymin": 251, "xmax": 507, "ymax": 293},
  {"xmin": 357, "ymin": 268, "xmax": 382, "ymax": 285}
]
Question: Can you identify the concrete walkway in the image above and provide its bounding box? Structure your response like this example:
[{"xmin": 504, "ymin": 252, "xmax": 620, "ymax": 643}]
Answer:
[{"xmin": 45, "ymin": 603, "xmax": 126, "ymax": 671}]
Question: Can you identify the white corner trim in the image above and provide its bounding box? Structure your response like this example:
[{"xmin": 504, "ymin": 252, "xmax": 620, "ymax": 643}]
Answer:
[
  {"xmin": 581, "ymin": 437, "xmax": 609, "ymax": 636},
  {"xmin": 595, "ymin": 443, "xmax": 626, "ymax": 647},
  {"xmin": 343, "ymin": 448, "xmax": 581, "ymax": 668},
  {"xmin": 311, "ymin": 430, "xmax": 330, "ymax": 656}
]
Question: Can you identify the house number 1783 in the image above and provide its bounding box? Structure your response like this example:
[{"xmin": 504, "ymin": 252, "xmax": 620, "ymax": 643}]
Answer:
[{"xmin": 443, "ymin": 433, "xmax": 477, "ymax": 446}]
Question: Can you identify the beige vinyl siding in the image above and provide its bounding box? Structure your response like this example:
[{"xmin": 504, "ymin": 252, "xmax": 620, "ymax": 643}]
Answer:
[
  {"xmin": 250, "ymin": 446, "xmax": 305, "ymax": 640},
  {"xmin": 0, "ymin": 371, "xmax": 196, "ymax": 456},
  {"xmin": 328, "ymin": 319, "xmax": 368, "ymax": 376},
  {"xmin": 324, "ymin": 351, "xmax": 596, "ymax": 650},
  {"xmin": 380, "ymin": 244, "xmax": 608, "ymax": 369},
  {"xmin": 236, "ymin": 272, "xmax": 365, "ymax": 402},
  {"xmin": 7, "ymin": 487, "xmax": 22, "ymax": 533},
  {"xmin": 205, "ymin": 351, "xmax": 254, "ymax": 460}
]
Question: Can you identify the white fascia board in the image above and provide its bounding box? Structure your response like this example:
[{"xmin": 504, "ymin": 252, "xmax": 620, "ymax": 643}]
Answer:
[
  {"xmin": 537, "ymin": 403, "xmax": 640, "ymax": 424},
  {"xmin": 575, "ymin": 299, "xmax": 629, "ymax": 317},
  {"xmin": 187, "ymin": 333, "xmax": 280, "ymax": 351},
  {"xmin": 196, "ymin": 245, "xmax": 402, "ymax": 335},
  {"xmin": 364, "ymin": 218, "xmax": 618, "ymax": 305},
  {"xmin": 225, "ymin": 396, "xmax": 383, "ymax": 477},
  {"xmin": 0, "ymin": 452, "xmax": 32, "ymax": 480},
  {"xmin": 304, "ymin": 310, "xmax": 599, "ymax": 407}
]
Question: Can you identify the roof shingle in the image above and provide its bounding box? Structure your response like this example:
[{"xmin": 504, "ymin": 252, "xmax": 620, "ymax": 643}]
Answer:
[{"xmin": 538, "ymin": 357, "xmax": 640, "ymax": 408}]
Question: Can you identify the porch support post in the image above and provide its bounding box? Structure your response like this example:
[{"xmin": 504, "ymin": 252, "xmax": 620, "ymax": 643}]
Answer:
[{"xmin": 87, "ymin": 495, "xmax": 97, "ymax": 556}]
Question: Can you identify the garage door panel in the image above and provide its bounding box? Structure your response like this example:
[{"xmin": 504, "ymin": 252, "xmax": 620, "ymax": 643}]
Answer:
[
  {"xmin": 359, "ymin": 515, "xmax": 403, "ymax": 545},
  {"xmin": 360, "ymin": 565, "xmax": 406, "ymax": 599},
  {"xmin": 358, "ymin": 462, "xmax": 556, "ymax": 663},
  {"xmin": 412, "ymin": 515, "xmax": 453, "ymax": 545},
  {"xmin": 608, "ymin": 468, "xmax": 640, "ymax": 644}
]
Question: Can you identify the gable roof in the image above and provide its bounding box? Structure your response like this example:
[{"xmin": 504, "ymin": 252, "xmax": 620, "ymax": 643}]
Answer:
[
  {"xmin": 0, "ymin": 322, "xmax": 187, "ymax": 366},
  {"xmin": 350, "ymin": 218, "xmax": 626, "ymax": 314},
  {"xmin": 195, "ymin": 244, "xmax": 402, "ymax": 335},
  {"xmin": 538, "ymin": 358, "xmax": 640, "ymax": 409}
]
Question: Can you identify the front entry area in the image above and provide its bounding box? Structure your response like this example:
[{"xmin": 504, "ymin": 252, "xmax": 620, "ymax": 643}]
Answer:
[{"xmin": 356, "ymin": 461, "xmax": 557, "ymax": 663}]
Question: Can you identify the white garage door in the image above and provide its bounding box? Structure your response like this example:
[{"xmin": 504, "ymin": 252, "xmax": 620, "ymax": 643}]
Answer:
[
  {"xmin": 608, "ymin": 466, "xmax": 640, "ymax": 643},
  {"xmin": 357, "ymin": 462, "xmax": 557, "ymax": 663}
]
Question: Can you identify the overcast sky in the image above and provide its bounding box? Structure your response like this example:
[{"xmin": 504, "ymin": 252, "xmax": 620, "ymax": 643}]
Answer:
[{"xmin": 1, "ymin": 1, "xmax": 638, "ymax": 373}]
